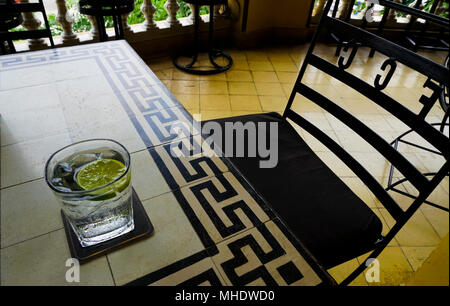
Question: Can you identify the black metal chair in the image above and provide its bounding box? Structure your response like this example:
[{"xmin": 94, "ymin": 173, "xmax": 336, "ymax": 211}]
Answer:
[
  {"xmin": 369, "ymin": 0, "xmax": 449, "ymax": 57},
  {"xmin": 386, "ymin": 54, "xmax": 449, "ymax": 212},
  {"xmin": 202, "ymin": 0, "xmax": 449, "ymax": 285},
  {"xmin": 0, "ymin": 0, "xmax": 54, "ymax": 54},
  {"xmin": 173, "ymin": 0, "xmax": 233, "ymax": 75},
  {"xmin": 78, "ymin": 0, "xmax": 134, "ymax": 42}
]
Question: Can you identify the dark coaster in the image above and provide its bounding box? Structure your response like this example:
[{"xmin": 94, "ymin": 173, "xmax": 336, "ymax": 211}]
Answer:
[{"xmin": 61, "ymin": 189, "xmax": 154, "ymax": 263}]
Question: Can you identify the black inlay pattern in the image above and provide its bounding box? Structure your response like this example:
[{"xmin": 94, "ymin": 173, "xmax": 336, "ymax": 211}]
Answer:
[
  {"xmin": 178, "ymin": 269, "xmax": 224, "ymax": 286},
  {"xmin": 277, "ymin": 261, "xmax": 304, "ymax": 285}
]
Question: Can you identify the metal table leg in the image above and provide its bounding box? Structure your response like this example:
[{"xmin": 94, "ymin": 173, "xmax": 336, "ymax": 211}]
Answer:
[{"xmin": 173, "ymin": 4, "xmax": 232, "ymax": 75}]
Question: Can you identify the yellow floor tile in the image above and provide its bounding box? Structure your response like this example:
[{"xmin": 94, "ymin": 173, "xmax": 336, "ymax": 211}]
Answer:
[
  {"xmin": 200, "ymin": 94, "xmax": 231, "ymax": 111},
  {"xmin": 327, "ymin": 258, "xmax": 368, "ymax": 286},
  {"xmin": 199, "ymin": 81, "xmax": 228, "ymax": 95},
  {"xmin": 173, "ymin": 70, "xmax": 199, "ymax": 81},
  {"xmin": 231, "ymin": 110, "xmax": 261, "ymax": 117},
  {"xmin": 276, "ymin": 71, "xmax": 298, "ymax": 83},
  {"xmin": 281, "ymin": 83, "xmax": 295, "ymax": 96},
  {"xmin": 226, "ymin": 70, "xmax": 253, "ymax": 82},
  {"xmin": 315, "ymin": 151, "xmax": 355, "ymax": 177},
  {"xmin": 420, "ymin": 206, "xmax": 449, "ymax": 239},
  {"xmin": 380, "ymin": 209, "xmax": 441, "ymax": 247},
  {"xmin": 252, "ymin": 71, "xmax": 279, "ymax": 83},
  {"xmin": 258, "ymin": 95, "xmax": 287, "ymax": 112},
  {"xmin": 268, "ymin": 53, "xmax": 294, "ymax": 63},
  {"xmin": 245, "ymin": 50, "xmax": 269, "ymax": 61},
  {"xmin": 230, "ymin": 60, "xmax": 250, "ymax": 71},
  {"xmin": 228, "ymin": 81, "xmax": 257, "ymax": 95},
  {"xmin": 198, "ymin": 73, "xmax": 227, "ymax": 81},
  {"xmin": 155, "ymin": 68, "xmax": 173, "ymax": 80},
  {"xmin": 255, "ymin": 82, "xmax": 285, "ymax": 96},
  {"xmin": 271, "ymin": 61, "xmax": 299, "ymax": 72},
  {"xmin": 199, "ymin": 110, "xmax": 233, "ymax": 121},
  {"xmin": 340, "ymin": 177, "xmax": 379, "ymax": 208},
  {"xmin": 402, "ymin": 246, "xmax": 436, "ymax": 271},
  {"xmin": 248, "ymin": 61, "xmax": 274, "ymax": 71},
  {"xmin": 229, "ymin": 95, "xmax": 262, "ymax": 111},
  {"xmin": 291, "ymin": 94, "xmax": 324, "ymax": 113},
  {"xmin": 358, "ymin": 247, "xmax": 414, "ymax": 286},
  {"xmin": 174, "ymin": 93, "xmax": 199, "ymax": 110},
  {"xmin": 171, "ymin": 80, "xmax": 199, "ymax": 94},
  {"xmin": 161, "ymin": 79, "xmax": 172, "ymax": 90},
  {"xmin": 225, "ymin": 49, "xmax": 247, "ymax": 61}
]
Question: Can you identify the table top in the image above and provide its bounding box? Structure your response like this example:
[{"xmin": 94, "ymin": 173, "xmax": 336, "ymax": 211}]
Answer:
[{"xmin": 0, "ymin": 40, "xmax": 334, "ymax": 286}]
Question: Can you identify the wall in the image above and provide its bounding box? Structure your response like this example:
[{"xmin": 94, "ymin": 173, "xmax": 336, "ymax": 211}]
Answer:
[{"xmin": 230, "ymin": 0, "xmax": 315, "ymax": 48}]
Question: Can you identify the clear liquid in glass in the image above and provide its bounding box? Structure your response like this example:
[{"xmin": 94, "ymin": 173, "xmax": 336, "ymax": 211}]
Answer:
[{"xmin": 51, "ymin": 148, "xmax": 134, "ymax": 247}]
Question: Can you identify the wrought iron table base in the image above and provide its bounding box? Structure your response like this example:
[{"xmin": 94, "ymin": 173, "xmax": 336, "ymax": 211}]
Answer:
[{"xmin": 173, "ymin": 4, "xmax": 232, "ymax": 75}]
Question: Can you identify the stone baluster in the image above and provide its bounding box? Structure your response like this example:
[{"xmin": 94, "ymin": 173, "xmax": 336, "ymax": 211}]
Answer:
[
  {"xmin": 386, "ymin": 0, "xmax": 400, "ymax": 23},
  {"xmin": 87, "ymin": 15, "xmax": 100, "ymax": 41},
  {"xmin": 55, "ymin": 0, "xmax": 79, "ymax": 45},
  {"xmin": 141, "ymin": 0, "xmax": 157, "ymax": 30},
  {"xmin": 121, "ymin": 13, "xmax": 132, "ymax": 36},
  {"xmin": 359, "ymin": 1, "xmax": 370, "ymax": 20},
  {"xmin": 435, "ymin": 0, "xmax": 445, "ymax": 17},
  {"xmin": 164, "ymin": 0, "xmax": 182, "ymax": 28},
  {"xmin": 186, "ymin": 3, "xmax": 194, "ymax": 23},
  {"xmin": 20, "ymin": 0, "xmax": 47, "ymax": 49}
]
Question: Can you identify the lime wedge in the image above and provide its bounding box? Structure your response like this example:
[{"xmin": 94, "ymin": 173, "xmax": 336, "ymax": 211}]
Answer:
[{"xmin": 76, "ymin": 158, "xmax": 129, "ymax": 192}]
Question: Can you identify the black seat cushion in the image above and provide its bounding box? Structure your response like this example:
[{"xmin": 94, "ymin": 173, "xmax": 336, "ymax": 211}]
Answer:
[{"xmin": 201, "ymin": 112, "xmax": 383, "ymax": 268}]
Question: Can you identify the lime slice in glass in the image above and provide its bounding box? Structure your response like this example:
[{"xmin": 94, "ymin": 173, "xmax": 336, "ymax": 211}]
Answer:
[{"xmin": 76, "ymin": 158, "xmax": 129, "ymax": 193}]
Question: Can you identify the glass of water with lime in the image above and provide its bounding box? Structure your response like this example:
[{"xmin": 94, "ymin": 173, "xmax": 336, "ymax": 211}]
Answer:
[{"xmin": 45, "ymin": 139, "xmax": 134, "ymax": 247}]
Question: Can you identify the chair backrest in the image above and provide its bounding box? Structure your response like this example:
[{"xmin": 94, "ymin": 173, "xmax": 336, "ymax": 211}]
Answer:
[
  {"xmin": 0, "ymin": 0, "xmax": 54, "ymax": 53},
  {"xmin": 283, "ymin": 0, "xmax": 449, "ymax": 225}
]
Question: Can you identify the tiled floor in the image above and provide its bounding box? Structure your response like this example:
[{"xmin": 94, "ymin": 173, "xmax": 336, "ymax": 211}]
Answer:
[{"xmin": 146, "ymin": 43, "xmax": 449, "ymax": 286}]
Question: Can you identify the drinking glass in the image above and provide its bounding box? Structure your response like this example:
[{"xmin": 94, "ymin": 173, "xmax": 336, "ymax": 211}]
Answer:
[{"xmin": 45, "ymin": 139, "xmax": 134, "ymax": 247}]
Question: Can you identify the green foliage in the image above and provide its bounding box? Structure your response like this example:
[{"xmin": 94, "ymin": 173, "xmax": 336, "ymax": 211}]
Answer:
[
  {"xmin": 353, "ymin": 1, "xmax": 366, "ymax": 15},
  {"xmin": 441, "ymin": 1, "xmax": 449, "ymax": 18},
  {"xmin": 397, "ymin": 0, "xmax": 449, "ymax": 18},
  {"xmin": 44, "ymin": 0, "xmax": 209, "ymax": 35}
]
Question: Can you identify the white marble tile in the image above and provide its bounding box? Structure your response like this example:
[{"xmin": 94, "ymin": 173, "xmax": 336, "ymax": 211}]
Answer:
[
  {"xmin": 50, "ymin": 58, "xmax": 103, "ymax": 82},
  {"xmin": 1, "ymin": 106, "xmax": 68, "ymax": 147},
  {"xmin": 0, "ymin": 65, "xmax": 54, "ymax": 91},
  {"xmin": 1, "ymin": 229, "xmax": 114, "ymax": 286},
  {"xmin": 59, "ymin": 90, "xmax": 129, "ymax": 135},
  {"xmin": 55, "ymin": 74, "xmax": 115, "ymax": 103},
  {"xmin": 1, "ymin": 179, "xmax": 63, "ymax": 248},
  {"xmin": 0, "ymin": 83, "xmax": 61, "ymax": 115},
  {"xmin": 130, "ymin": 149, "xmax": 171, "ymax": 201},
  {"xmin": 1, "ymin": 133, "xmax": 72, "ymax": 188},
  {"xmin": 71, "ymin": 117, "xmax": 146, "ymax": 154},
  {"xmin": 107, "ymin": 192, "xmax": 204, "ymax": 285}
]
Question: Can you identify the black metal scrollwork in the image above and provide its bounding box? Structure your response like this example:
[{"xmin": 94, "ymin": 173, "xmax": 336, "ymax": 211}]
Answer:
[
  {"xmin": 418, "ymin": 78, "xmax": 442, "ymax": 119},
  {"xmin": 337, "ymin": 40, "xmax": 361, "ymax": 70},
  {"xmin": 374, "ymin": 57, "xmax": 397, "ymax": 90}
]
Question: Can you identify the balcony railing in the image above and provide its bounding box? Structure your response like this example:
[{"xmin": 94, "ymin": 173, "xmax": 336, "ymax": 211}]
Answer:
[
  {"xmin": 308, "ymin": 0, "xmax": 449, "ymax": 29},
  {"xmin": 13, "ymin": 0, "xmax": 231, "ymax": 52}
]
